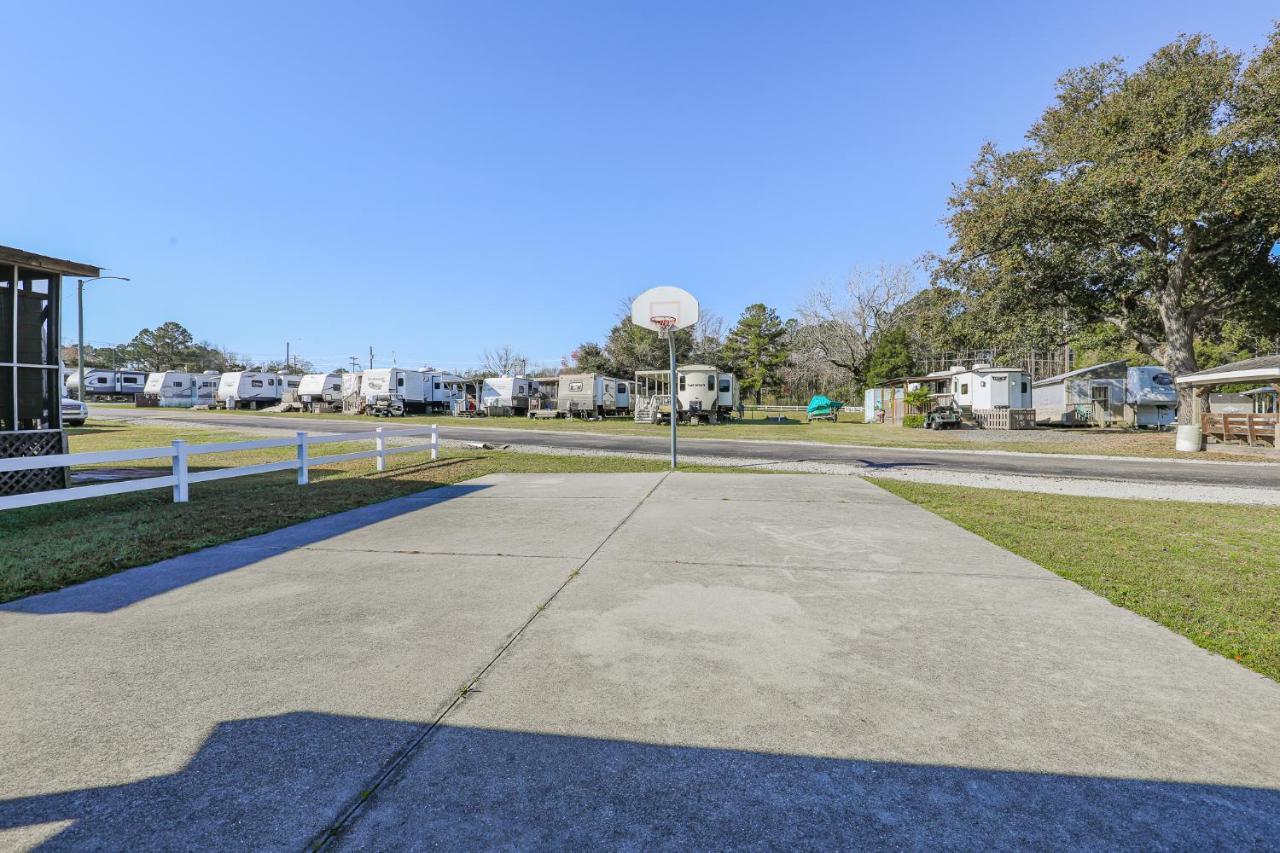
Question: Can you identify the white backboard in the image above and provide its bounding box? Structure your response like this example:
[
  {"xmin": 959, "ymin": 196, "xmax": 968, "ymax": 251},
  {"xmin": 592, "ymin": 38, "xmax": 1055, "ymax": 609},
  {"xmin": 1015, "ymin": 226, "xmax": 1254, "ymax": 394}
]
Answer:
[{"xmin": 631, "ymin": 286, "xmax": 699, "ymax": 331}]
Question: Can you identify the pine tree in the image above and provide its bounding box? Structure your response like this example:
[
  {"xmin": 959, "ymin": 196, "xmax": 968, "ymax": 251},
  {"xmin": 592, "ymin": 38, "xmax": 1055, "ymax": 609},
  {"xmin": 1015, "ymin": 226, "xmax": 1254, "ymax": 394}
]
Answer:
[{"xmin": 721, "ymin": 304, "xmax": 790, "ymax": 405}]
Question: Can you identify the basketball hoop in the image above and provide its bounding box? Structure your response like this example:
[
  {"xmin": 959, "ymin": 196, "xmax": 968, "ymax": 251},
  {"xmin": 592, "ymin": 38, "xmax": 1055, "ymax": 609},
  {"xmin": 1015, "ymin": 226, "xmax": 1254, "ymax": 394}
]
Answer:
[
  {"xmin": 631, "ymin": 286, "xmax": 700, "ymax": 471},
  {"xmin": 650, "ymin": 315, "xmax": 677, "ymax": 338}
]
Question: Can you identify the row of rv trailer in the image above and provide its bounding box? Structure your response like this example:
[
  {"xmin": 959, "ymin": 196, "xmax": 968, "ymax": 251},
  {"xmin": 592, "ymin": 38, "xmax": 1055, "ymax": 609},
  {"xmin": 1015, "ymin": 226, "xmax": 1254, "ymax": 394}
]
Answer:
[
  {"xmin": 64, "ymin": 365, "xmax": 743, "ymax": 422},
  {"xmin": 864, "ymin": 362, "xmax": 1183, "ymax": 428}
]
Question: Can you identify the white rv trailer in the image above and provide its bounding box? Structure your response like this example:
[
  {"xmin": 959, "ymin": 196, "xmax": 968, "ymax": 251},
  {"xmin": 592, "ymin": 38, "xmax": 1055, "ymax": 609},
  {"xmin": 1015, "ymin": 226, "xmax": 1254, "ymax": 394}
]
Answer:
[
  {"xmin": 298, "ymin": 372, "xmax": 343, "ymax": 412},
  {"xmin": 361, "ymin": 368, "xmax": 428, "ymax": 414},
  {"xmin": 480, "ymin": 376, "xmax": 539, "ymax": 416},
  {"xmin": 1125, "ymin": 366, "xmax": 1178, "ymax": 428},
  {"xmin": 65, "ymin": 368, "xmax": 147, "ymax": 400},
  {"xmin": 217, "ymin": 371, "xmax": 284, "ymax": 409},
  {"xmin": 420, "ymin": 370, "xmax": 462, "ymax": 413},
  {"xmin": 633, "ymin": 365, "xmax": 736, "ymax": 424},
  {"xmin": 140, "ymin": 371, "xmax": 218, "ymax": 407},
  {"xmin": 555, "ymin": 373, "xmax": 632, "ymax": 418}
]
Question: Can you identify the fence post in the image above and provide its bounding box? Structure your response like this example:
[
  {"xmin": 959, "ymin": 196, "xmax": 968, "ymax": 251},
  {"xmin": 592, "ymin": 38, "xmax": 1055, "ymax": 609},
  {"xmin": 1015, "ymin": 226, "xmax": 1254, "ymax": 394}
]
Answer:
[
  {"xmin": 172, "ymin": 439, "xmax": 189, "ymax": 503},
  {"xmin": 431, "ymin": 424, "xmax": 438, "ymax": 460},
  {"xmin": 297, "ymin": 431, "xmax": 309, "ymax": 485},
  {"xmin": 375, "ymin": 426, "xmax": 386, "ymax": 472}
]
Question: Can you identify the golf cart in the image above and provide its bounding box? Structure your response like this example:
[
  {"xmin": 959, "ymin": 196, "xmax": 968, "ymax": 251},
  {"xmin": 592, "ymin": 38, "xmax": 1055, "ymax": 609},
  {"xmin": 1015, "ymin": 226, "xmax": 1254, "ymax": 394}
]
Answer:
[{"xmin": 924, "ymin": 403, "xmax": 963, "ymax": 430}]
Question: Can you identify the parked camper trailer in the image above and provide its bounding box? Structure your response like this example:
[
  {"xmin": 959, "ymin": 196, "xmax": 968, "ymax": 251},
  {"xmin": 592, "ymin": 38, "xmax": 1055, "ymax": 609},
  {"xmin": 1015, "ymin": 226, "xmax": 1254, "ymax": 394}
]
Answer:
[
  {"xmin": 420, "ymin": 371, "xmax": 461, "ymax": 413},
  {"xmin": 66, "ymin": 369, "xmax": 147, "ymax": 401},
  {"xmin": 360, "ymin": 368, "xmax": 427, "ymax": 414},
  {"xmin": 1125, "ymin": 366, "xmax": 1178, "ymax": 428},
  {"xmin": 1032, "ymin": 361, "xmax": 1127, "ymax": 426},
  {"xmin": 633, "ymin": 366, "xmax": 735, "ymax": 424},
  {"xmin": 140, "ymin": 371, "xmax": 217, "ymax": 408},
  {"xmin": 217, "ymin": 371, "xmax": 284, "ymax": 409},
  {"xmin": 298, "ymin": 372, "xmax": 343, "ymax": 412},
  {"xmin": 481, "ymin": 376, "xmax": 539, "ymax": 416},
  {"xmin": 556, "ymin": 373, "xmax": 631, "ymax": 418},
  {"xmin": 272, "ymin": 373, "xmax": 302, "ymax": 406}
]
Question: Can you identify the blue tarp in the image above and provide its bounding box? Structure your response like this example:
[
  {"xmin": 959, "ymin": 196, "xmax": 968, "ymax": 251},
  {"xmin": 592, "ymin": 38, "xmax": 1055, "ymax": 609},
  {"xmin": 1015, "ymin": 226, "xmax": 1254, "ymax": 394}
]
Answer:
[{"xmin": 806, "ymin": 395, "xmax": 843, "ymax": 419}]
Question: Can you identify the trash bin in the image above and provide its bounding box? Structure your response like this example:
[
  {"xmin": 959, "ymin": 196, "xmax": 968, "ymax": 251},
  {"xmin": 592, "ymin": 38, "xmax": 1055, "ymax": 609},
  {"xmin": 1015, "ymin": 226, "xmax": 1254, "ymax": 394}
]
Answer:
[{"xmin": 1174, "ymin": 424, "xmax": 1203, "ymax": 452}]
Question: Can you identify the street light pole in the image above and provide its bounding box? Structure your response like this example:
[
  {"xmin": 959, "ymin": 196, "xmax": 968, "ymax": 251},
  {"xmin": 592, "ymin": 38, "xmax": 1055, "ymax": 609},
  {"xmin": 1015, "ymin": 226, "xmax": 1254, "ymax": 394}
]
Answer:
[{"xmin": 75, "ymin": 276, "xmax": 130, "ymax": 401}]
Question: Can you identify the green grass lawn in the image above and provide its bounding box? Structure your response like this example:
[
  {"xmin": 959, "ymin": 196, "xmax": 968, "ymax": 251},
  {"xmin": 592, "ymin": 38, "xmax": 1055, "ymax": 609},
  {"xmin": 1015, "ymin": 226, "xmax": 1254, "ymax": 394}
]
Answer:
[
  {"xmin": 870, "ymin": 478, "xmax": 1280, "ymax": 682},
  {"xmin": 0, "ymin": 421, "xmax": 749, "ymax": 604},
  {"xmin": 183, "ymin": 405, "xmax": 1276, "ymax": 462}
]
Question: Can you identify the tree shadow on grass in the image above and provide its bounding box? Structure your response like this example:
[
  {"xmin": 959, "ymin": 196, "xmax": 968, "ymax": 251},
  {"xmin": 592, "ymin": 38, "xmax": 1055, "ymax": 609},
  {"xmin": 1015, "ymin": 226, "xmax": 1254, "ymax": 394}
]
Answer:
[{"xmin": 1, "ymin": 711, "xmax": 1275, "ymax": 850}]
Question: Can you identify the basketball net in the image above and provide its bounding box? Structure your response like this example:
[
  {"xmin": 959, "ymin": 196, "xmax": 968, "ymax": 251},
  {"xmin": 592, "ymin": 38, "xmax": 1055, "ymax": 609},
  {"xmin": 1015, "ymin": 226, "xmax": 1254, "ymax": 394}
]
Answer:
[{"xmin": 651, "ymin": 316, "xmax": 677, "ymax": 338}]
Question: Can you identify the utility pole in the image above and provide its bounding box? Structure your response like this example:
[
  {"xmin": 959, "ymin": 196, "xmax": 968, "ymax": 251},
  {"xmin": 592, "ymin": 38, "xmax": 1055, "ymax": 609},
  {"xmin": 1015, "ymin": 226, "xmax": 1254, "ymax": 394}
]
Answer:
[
  {"xmin": 349, "ymin": 355, "xmax": 359, "ymax": 373},
  {"xmin": 286, "ymin": 341, "xmax": 290, "ymax": 372},
  {"xmin": 368, "ymin": 347, "xmax": 374, "ymax": 369}
]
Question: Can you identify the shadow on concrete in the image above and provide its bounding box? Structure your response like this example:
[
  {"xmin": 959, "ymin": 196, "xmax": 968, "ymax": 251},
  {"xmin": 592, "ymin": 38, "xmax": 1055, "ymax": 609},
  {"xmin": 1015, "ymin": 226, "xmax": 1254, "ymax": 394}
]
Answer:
[
  {"xmin": 2, "ymin": 712, "xmax": 1276, "ymax": 850},
  {"xmin": 0, "ymin": 483, "xmax": 488, "ymax": 616}
]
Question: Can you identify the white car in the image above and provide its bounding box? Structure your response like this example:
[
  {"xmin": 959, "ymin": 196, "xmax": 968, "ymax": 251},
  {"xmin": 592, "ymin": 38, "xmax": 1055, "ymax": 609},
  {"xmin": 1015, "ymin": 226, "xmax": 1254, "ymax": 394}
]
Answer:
[{"xmin": 61, "ymin": 396, "xmax": 88, "ymax": 427}]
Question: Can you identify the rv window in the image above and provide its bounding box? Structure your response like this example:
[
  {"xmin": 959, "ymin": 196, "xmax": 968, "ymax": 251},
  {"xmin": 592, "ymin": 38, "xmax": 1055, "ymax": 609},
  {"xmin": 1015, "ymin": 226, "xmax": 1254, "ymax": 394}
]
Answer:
[
  {"xmin": 434, "ymin": 382, "xmax": 441, "ymax": 390},
  {"xmin": 173, "ymin": 381, "xmax": 184, "ymax": 388},
  {"xmin": 617, "ymin": 383, "xmax": 625, "ymax": 394},
  {"xmin": 251, "ymin": 380, "xmax": 263, "ymax": 388},
  {"xmin": 679, "ymin": 376, "xmax": 686, "ymax": 391},
  {"xmin": 397, "ymin": 377, "xmax": 404, "ymax": 387},
  {"xmin": 96, "ymin": 377, "xmax": 109, "ymax": 384},
  {"xmin": 1153, "ymin": 372, "xmax": 1174, "ymax": 386},
  {"xmin": 124, "ymin": 376, "xmax": 138, "ymax": 383},
  {"xmin": 568, "ymin": 381, "xmax": 583, "ymax": 392},
  {"xmin": 960, "ymin": 383, "xmax": 968, "ymax": 395},
  {"xmin": 330, "ymin": 384, "xmax": 341, "ymax": 391},
  {"xmin": 1021, "ymin": 381, "xmax": 1028, "ymax": 393},
  {"xmin": 707, "ymin": 376, "xmax": 715, "ymax": 391},
  {"xmin": 719, "ymin": 379, "xmax": 730, "ymax": 393}
]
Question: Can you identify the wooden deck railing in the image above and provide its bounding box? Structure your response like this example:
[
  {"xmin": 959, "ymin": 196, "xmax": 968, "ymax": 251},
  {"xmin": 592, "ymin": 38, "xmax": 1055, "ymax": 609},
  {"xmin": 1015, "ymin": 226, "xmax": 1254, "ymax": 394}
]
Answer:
[{"xmin": 1202, "ymin": 412, "xmax": 1279, "ymax": 446}]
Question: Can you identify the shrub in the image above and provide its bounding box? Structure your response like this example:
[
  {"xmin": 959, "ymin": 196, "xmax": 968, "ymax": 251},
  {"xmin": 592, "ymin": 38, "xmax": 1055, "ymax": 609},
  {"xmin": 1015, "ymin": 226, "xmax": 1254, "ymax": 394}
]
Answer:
[{"xmin": 903, "ymin": 414, "xmax": 926, "ymax": 429}]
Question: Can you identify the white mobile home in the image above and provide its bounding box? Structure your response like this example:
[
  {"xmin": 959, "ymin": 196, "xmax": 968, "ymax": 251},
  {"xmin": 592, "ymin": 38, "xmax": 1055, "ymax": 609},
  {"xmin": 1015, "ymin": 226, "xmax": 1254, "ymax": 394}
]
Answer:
[
  {"xmin": 948, "ymin": 365, "xmax": 1032, "ymax": 410},
  {"xmin": 298, "ymin": 372, "xmax": 343, "ymax": 412},
  {"xmin": 1032, "ymin": 360, "xmax": 1127, "ymax": 426},
  {"xmin": 1125, "ymin": 366, "xmax": 1178, "ymax": 428},
  {"xmin": 217, "ymin": 371, "xmax": 284, "ymax": 409}
]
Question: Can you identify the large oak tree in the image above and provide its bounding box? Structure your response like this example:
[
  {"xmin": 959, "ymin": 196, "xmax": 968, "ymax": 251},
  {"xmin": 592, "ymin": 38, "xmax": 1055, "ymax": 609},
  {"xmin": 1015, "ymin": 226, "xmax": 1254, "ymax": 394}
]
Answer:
[{"xmin": 934, "ymin": 29, "xmax": 1280, "ymax": 418}]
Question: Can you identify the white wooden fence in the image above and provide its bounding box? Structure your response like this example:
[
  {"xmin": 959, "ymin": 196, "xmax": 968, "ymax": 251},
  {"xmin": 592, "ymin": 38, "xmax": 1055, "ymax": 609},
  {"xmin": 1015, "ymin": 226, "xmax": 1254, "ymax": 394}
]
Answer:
[{"xmin": 0, "ymin": 425, "xmax": 439, "ymax": 512}]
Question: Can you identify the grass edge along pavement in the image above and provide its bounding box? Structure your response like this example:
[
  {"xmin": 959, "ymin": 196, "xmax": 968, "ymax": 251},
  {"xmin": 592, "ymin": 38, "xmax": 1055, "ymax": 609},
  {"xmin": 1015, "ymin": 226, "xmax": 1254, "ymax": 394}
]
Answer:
[
  {"xmin": 0, "ymin": 422, "xmax": 767, "ymax": 604},
  {"xmin": 179, "ymin": 406, "xmax": 1278, "ymax": 464},
  {"xmin": 868, "ymin": 477, "xmax": 1280, "ymax": 684}
]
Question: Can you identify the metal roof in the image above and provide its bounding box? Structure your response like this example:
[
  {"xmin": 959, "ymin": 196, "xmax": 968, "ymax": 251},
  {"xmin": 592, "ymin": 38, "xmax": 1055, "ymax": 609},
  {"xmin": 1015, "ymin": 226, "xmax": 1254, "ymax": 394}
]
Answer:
[
  {"xmin": 0, "ymin": 245, "xmax": 100, "ymax": 278},
  {"xmin": 1176, "ymin": 354, "xmax": 1280, "ymax": 386},
  {"xmin": 1032, "ymin": 359, "xmax": 1130, "ymax": 387}
]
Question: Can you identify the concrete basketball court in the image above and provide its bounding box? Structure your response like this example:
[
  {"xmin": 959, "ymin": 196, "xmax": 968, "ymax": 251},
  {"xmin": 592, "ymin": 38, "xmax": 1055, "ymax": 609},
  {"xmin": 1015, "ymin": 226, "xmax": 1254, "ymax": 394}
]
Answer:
[{"xmin": 1, "ymin": 472, "xmax": 1277, "ymax": 850}]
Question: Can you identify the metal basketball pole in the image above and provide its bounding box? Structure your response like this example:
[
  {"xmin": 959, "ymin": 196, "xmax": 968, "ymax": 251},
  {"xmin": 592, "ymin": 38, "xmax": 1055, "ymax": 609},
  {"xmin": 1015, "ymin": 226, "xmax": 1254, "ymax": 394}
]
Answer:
[{"xmin": 668, "ymin": 329, "xmax": 677, "ymax": 469}]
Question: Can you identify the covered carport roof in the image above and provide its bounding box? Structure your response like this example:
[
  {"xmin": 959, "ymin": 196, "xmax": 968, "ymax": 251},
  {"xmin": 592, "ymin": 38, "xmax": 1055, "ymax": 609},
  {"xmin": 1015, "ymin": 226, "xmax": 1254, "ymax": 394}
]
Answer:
[
  {"xmin": 1174, "ymin": 355, "xmax": 1280, "ymax": 387},
  {"xmin": 0, "ymin": 245, "xmax": 100, "ymax": 277}
]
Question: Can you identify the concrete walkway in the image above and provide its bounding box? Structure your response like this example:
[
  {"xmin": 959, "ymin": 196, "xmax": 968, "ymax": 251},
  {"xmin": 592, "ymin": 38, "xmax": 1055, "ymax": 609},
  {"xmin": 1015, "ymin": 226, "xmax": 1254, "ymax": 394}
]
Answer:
[{"xmin": 2, "ymin": 473, "xmax": 1278, "ymax": 850}]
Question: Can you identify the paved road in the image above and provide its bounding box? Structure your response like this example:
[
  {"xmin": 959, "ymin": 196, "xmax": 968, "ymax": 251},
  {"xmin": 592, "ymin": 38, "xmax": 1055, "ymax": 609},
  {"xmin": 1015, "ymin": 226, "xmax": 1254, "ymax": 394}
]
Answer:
[
  {"xmin": 93, "ymin": 406, "xmax": 1279, "ymax": 491},
  {"xmin": 3, "ymin": 473, "xmax": 1277, "ymax": 848}
]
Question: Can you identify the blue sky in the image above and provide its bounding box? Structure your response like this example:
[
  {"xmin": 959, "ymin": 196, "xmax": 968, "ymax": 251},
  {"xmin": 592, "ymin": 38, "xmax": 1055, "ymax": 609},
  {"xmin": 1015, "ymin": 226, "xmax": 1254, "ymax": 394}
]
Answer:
[{"xmin": 4, "ymin": 2, "xmax": 1275, "ymax": 372}]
